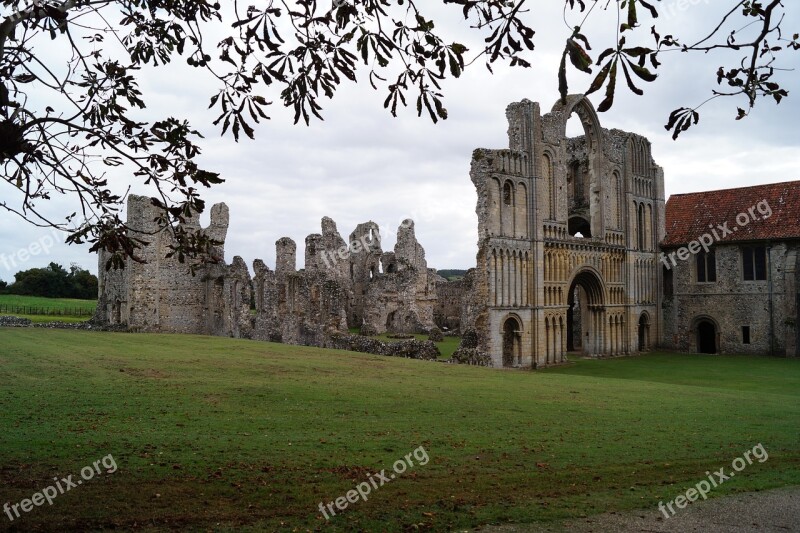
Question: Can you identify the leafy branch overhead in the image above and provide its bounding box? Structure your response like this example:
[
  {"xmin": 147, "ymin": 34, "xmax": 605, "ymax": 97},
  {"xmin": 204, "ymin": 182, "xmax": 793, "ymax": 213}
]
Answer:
[
  {"xmin": 0, "ymin": 0, "xmax": 796, "ymax": 267},
  {"xmin": 560, "ymin": 0, "xmax": 796, "ymax": 138}
]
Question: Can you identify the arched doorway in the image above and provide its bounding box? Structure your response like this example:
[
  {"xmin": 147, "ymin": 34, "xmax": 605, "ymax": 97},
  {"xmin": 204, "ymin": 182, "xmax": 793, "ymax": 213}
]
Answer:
[
  {"xmin": 567, "ymin": 285, "xmax": 585, "ymax": 352},
  {"xmin": 502, "ymin": 316, "xmax": 521, "ymax": 367},
  {"xmin": 112, "ymin": 299, "xmax": 121, "ymax": 324},
  {"xmin": 566, "ymin": 268, "xmax": 606, "ymax": 357},
  {"xmin": 696, "ymin": 319, "xmax": 718, "ymax": 354},
  {"xmin": 638, "ymin": 313, "xmax": 650, "ymax": 352}
]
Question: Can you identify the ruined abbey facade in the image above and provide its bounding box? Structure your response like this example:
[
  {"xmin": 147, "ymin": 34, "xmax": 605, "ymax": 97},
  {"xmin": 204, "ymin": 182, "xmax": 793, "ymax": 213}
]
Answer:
[
  {"xmin": 95, "ymin": 95, "xmax": 798, "ymax": 365},
  {"xmin": 464, "ymin": 96, "xmax": 663, "ymax": 367}
]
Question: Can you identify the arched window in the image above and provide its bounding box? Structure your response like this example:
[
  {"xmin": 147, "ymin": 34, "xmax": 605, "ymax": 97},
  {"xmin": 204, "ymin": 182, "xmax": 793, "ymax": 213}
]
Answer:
[
  {"xmin": 542, "ymin": 153, "xmax": 553, "ymax": 218},
  {"xmin": 503, "ymin": 181, "xmax": 513, "ymax": 206},
  {"xmin": 637, "ymin": 203, "xmax": 645, "ymax": 250}
]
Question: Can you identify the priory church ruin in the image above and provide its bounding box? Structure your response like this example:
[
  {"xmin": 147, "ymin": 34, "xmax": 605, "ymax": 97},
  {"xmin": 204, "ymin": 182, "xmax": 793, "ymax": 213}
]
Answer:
[{"xmin": 95, "ymin": 95, "xmax": 799, "ymax": 365}]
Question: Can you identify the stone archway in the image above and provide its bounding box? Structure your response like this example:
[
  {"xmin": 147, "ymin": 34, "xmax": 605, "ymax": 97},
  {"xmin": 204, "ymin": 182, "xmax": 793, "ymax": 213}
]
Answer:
[
  {"xmin": 111, "ymin": 299, "xmax": 122, "ymax": 324},
  {"xmin": 696, "ymin": 319, "xmax": 718, "ymax": 354},
  {"xmin": 502, "ymin": 316, "xmax": 522, "ymax": 367},
  {"xmin": 638, "ymin": 312, "xmax": 650, "ymax": 352},
  {"xmin": 566, "ymin": 267, "xmax": 607, "ymax": 357},
  {"xmin": 552, "ymin": 95, "xmax": 606, "ymax": 239}
]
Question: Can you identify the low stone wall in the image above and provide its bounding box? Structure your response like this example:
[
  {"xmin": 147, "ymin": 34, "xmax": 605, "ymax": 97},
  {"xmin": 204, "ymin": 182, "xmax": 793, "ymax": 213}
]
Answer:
[
  {"xmin": 450, "ymin": 348, "xmax": 493, "ymax": 366},
  {"xmin": 0, "ymin": 315, "xmax": 127, "ymax": 331},
  {"xmin": 325, "ymin": 333, "xmax": 440, "ymax": 360},
  {"xmin": 0, "ymin": 316, "xmax": 33, "ymax": 327}
]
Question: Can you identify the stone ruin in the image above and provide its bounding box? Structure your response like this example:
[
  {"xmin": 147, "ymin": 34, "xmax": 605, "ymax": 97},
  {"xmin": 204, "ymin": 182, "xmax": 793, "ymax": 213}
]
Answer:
[
  {"xmin": 94, "ymin": 96, "xmax": 799, "ymax": 366},
  {"xmin": 95, "ymin": 195, "xmax": 462, "ymax": 351}
]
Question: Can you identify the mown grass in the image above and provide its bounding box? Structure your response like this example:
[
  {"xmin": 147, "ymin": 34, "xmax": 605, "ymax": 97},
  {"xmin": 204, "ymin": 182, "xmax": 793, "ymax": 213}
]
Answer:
[{"xmin": 0, "ymin": 329, "xmax": 798, "ymax": 532}]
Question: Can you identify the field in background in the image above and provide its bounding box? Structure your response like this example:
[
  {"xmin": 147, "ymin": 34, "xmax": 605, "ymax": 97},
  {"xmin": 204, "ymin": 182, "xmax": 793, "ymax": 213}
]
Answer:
[
  {"xmin": 1, "ymin": 329, "xmax": 798, "ymax": 531},
  {"xmin": 0, "ymin": 294, "xmax": 95, "ymax": 320}
]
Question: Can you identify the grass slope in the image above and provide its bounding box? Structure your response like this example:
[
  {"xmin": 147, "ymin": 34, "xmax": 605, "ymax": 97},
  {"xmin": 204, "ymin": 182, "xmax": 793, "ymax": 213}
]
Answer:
[{"xmin": 1, "ymin": 329, "xmax": 798, "ymax": 531}]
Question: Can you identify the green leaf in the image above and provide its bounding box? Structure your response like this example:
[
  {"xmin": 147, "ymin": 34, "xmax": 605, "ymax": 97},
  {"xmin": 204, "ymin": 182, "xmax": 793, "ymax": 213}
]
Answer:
[
  {"xmin": 586, "ymin": 61, "xmax": 612, "ymax": 96},
  {"xmin": 567, "ymin": 39, "xmax": 593, "ymax": 74},
  {"xmin": 558, "ymin": 49, "xmax": 569, "ymax": 103},
  {"xmin": 597, "ymin": 60, "xmax": 617, "ymax": 112}
]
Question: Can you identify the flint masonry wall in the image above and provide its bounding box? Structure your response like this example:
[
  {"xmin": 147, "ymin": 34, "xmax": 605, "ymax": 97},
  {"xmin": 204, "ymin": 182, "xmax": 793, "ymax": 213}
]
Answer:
[
  {"xmin": 96, "ymin": 195, "xmax": 251, "ymax": 337},
  {"xmin": 97, "ymin": 200, "xmax": 449, "ymax": 349},
  {"xmin": 662, "ymin": 242, "xmax": 799, "ymax": 355},
  {"xmin": 361, "ymin": 220, "xmax": 438, "ymax": 335}
]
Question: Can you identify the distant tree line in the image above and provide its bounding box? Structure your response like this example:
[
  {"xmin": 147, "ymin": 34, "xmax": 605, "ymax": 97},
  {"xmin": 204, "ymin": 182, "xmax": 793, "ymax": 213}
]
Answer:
[
  {"xmin": 438, "ymin": 269, "xmax": 468, "ymax": 281},
  {"xmin": 0, "ymin": 263, "xmax": 98, "ymax": 300}
]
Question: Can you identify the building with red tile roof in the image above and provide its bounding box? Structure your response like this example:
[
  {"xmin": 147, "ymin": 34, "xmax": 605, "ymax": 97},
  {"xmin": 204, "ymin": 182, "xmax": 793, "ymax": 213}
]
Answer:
[{"xmin": 661, "ymin": 180, "xmax": 799, "ymax": 357}]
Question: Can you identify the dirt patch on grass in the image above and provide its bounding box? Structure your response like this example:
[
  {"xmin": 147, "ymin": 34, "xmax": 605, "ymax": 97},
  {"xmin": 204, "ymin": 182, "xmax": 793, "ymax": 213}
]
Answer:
[{"xmin": 324, "ymin": 464, "xmax": 373, "ymax": 481}]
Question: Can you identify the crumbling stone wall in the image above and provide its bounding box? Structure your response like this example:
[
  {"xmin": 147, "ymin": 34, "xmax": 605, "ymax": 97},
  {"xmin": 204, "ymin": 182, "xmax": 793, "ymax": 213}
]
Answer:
[
  {"xmin": 347, "ymin": 221, "xmax": 383, "ymax": 328},
  {"xmin": 434, "ymin": 276, "xmax": 465, "ymax": 332},
  {"xmin": 251, "ymin": 223, "xmax": 350, "ymax": 346},
  {"xmin": 95, "ymin": 198, "xmax": 446, "ymax": 355},
  {"xmin": 361, "ymin": 220, "xmax": 438, "ymax": 335},
  {"xmin": 95, "ymin": 195, "xmax": 252, "ymax": 338}
]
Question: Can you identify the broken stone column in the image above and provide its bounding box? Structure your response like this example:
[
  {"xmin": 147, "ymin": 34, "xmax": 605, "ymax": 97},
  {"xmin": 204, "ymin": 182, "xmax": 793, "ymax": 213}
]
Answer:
[{"xmin": 275, "ymin": 237, "xmax": 296, "ymax": 276}]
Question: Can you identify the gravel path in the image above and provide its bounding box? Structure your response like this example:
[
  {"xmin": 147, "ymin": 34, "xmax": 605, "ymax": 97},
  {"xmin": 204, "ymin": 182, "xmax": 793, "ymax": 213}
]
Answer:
[{"xmin": 478, "ymin": 486, "xmax": 800, "ymax": 532}]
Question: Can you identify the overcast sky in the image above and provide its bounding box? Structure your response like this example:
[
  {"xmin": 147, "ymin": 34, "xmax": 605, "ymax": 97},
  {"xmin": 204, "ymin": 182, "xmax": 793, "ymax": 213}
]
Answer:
[{"xmin": 1, "ymin": 1, "xmax": 798, "ymax": 283}]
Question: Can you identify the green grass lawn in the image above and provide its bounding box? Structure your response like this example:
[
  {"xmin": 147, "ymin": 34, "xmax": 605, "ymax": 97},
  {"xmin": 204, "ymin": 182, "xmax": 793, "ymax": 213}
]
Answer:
[
  {"xmin": 0, "ymin": 294, "xmax": 95, "ymax": 322},
  {"xmin": 1, "ymin": 329, "xmax": 798, "ymax": 531}
]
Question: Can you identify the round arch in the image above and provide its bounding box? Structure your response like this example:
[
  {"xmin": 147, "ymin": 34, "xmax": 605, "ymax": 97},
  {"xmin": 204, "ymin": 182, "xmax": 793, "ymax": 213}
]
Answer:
[
  {"xmin": 551, "ymin": 95, "xmax": 606, "ymax": 239},
  {"xmin": 568, "ymin": 215, "xmax": 592, "ymax": 238},
  {"xmin": 566, "ymin": 266, "xmax": 605, "ymax": 306},
  {"xmin": 638, "ymin": 311, "xmax": 651, "ymax": 352},
  {"xmin": 551, "ymin": 95, "xmax": 604, "ymax": 153},
  {"xmin": 691, "ymin": 315, "xmax": 720, "ymax": 354},
  {"xmin": 500, "ymin": 313, "xmax": 523, "ymax": 368},
  {"xmin": 566, "ymin": 267, "xmax": 606, "ymax": 356}
]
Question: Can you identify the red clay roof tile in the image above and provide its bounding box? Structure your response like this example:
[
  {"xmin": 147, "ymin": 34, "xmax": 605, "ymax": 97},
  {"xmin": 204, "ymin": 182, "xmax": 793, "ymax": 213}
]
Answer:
[{"xmin": 662, "ymin": 180, "xmax": 800, "ymax": 247}]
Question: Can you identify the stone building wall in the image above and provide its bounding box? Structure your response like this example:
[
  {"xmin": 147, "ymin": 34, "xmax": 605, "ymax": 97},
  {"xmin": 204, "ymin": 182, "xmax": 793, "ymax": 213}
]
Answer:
[
  {"xmin": 251, "ymin": 221, "xmax": 350, "ymax": 347},
  {"xmin": 434, "ymin": 276, "xmax": 464, "ymax": 332},
  {"xmin": 662, "ymin": 242, "xmax": 799, "ymax": 355},
  {"xmin": 360, "ymin": 220, "xmax": 438, "ymax": 335}
]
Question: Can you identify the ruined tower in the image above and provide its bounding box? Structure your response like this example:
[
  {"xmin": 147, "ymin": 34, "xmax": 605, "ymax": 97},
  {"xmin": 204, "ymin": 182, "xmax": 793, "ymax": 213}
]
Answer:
[{"xmin": 95, "ymin": 194, "xmax": 252, "ymax": 337}]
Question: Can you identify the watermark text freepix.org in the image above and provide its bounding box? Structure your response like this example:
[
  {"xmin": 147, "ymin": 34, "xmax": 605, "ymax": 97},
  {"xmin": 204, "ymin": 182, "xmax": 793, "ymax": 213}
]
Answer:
[
  {"xmin": 4, "ymin": 454, "xmax": 117, "ymax": 522},
  {"xmin": 318, "ymin": 446, "xmax": 429, "ymax": 520},
  {"xmin": 660, "ymin": 199, "xmax": 772, "ymax": 270},
  {"xmin": 659, "ymin": 443, "xmax": 768, "ymax": 519},
  {"xmin": 0, "ymin": 228, "xmax": 61, "ymax": 272}
]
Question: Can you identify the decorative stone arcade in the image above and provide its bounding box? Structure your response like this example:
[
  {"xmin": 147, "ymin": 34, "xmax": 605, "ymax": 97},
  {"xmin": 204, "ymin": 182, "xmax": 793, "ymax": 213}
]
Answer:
[{"xmin": 468, "ymin": 96, "xmax": 665, "ymax": 368}]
